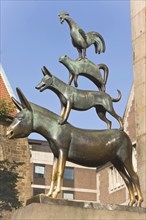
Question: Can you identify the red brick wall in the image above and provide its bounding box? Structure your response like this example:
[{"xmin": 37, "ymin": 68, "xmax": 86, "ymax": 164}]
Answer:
[
  {"xmin": 0, "ymin": 72, "xmax": 32, "ymax": 219},
  {"xmin": 126, "ymin": 98, "xmax": 136, "ymax": 143},
  {"xmin": 0, "ymin": 74, "xmax": 17, "ymax": 115},
  {"xmin": 74, "ymin": 168, "xmax": 96, "ymax": 190},
  {"xmin": 99, "ymin": 168, "xmax": 126, "ymax": 205}
]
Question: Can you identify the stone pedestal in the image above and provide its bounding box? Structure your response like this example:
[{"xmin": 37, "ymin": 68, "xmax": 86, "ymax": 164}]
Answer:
[{"xmin": 12, "ymin": 195, "xmax": 146, "ymax": 220}]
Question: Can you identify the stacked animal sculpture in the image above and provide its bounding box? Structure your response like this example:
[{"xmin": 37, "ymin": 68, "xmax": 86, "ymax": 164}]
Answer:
[
  {"xmin": 6, "ymin": 11, "xmax": 144, "ymax": 206},
  {"xmin": 7, "ymin": 88, "xmax": 143, "ymax": 206}
]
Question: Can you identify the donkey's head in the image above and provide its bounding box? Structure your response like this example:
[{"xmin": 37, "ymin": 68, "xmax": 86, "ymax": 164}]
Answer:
[
  {"xmin": 35, "ymin": 66, "xmax": 53, "ymax": 92},
  {"xmin": 6, "ymin": 88, "xmax": 33, "ymax": 139}
]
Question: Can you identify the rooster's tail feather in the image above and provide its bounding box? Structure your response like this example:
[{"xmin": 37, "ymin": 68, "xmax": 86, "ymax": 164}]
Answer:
[{"xmin": 87, "ymin": 31, "xmax": 106, "ymax": 54}]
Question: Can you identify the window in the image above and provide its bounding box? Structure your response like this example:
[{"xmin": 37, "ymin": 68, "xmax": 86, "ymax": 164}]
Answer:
[
  {"xmin": 34, "ymin": 164, "xmax": 45, "ymax": 178},
  {"xmin": 63, "ymin": 191, "xmax": 74, "ymax": 200},
  {"xmin": 33, "ymin": 188, "xmax": 45, "ymax": 196},
  {"xmin": 109, "ymin": 166, "xmax": 124, "ymax": 192},
  {"xmin": 63, "ymin": 167, "xmax": 74, "ymax": 180}
]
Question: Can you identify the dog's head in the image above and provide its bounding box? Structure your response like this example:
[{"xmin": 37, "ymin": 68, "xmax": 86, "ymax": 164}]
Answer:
[{"xmin": 35, "ymin": 66, "xmax": 53, "ymax": 92}]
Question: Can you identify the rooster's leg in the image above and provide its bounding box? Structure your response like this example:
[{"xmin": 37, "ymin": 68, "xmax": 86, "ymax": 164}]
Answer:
[
  {"xmin": 83, "ymin": 48, "xmax": 86, "ymax": 58},
  {"xmin": 77, "ymin": 48, "xmax": 83, "ymax": 60}
]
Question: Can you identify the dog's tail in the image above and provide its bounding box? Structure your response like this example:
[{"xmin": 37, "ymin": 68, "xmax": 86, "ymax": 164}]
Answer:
[{"xmin": 112, "ymin": 90, "xmax": 122, "ymax": 102}]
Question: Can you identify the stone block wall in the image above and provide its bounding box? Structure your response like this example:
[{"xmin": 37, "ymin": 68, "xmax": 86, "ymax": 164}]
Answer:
[
  {"xmin": 130, "ymin": 0, "xmax": 146, "ymax": 207},
  {"xmin": 0, "ymin": 122, "xmax": 32, "ymax": 219}
]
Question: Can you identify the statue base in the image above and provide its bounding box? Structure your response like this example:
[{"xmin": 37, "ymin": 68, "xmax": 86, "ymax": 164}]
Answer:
[{"xmin": 12, "ymin": 194, "xmax": 146, "ymax": 220}]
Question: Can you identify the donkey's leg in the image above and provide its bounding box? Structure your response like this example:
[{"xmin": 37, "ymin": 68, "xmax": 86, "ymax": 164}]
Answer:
[
  {"xmin": 123, "ymin": 159, "xmax": 143, "ymax": 207},
  {"xmin": 96, "ymin": 106, "xmax": 112, "ymax": 129},
  {"xmin": 52, "ymin": 150, "xmax": 67, "ymax": 198},
  {"xmin": 46, "ymin": 156, "xmax": 58, "ymax": 197},
  {"xmin": 112, "ymin": 159, "xmax": 136, "ymax": 206}
]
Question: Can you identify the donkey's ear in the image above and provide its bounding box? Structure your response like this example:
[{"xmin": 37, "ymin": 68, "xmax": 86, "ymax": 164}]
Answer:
[
  {"xmin": 16, "ymin": 88, "xmax": 32, "ymax": 111},
  {"xmin": 42, "ymin": 66, "xmax": 52, "ymax": 77},
  {"xmin": 11, "ymin": 97, "xmax": 22, "ymax": 111}
]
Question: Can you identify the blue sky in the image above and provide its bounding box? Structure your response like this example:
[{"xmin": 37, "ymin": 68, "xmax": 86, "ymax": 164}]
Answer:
[{"xmin": 1, "ymin": 1, "xmax": 133, "ymax": 139}]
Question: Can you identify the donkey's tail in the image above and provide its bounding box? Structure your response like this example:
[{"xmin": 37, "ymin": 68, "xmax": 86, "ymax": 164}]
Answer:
[
  {"xmin": 112, "ymin": 90, "xmax": 122, "ymax": 102},
  {"xmin": 98, "ymin": 64, "xmax": 109, "ymax": 86}
]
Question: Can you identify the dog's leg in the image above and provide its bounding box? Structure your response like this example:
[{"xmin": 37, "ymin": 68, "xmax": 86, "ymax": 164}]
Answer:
[
  {"xmin": 107, "ymin": 108, "xmax": 123, "ymax": 130},
  {"xmin": 58, "ymin": 99, "xmax": 72, "ymax": 124},
  {"xmin": 96, "ymin": 106, "xmax": 112, "ymax": 129}
]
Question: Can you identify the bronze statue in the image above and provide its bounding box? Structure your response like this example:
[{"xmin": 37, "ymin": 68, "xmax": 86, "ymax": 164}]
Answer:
[
  {"xmin": 6, "ymin": 88, "xmax": 143, "ymax": 207},
  {"xmin": 36, "ymin": 67, "xmax": 123, "ymax": 129},
  {"xmin": 6, "ymin": 11, "xmax": 144, "ymax": 209},
  {"xmin": 58, "ymin": 12, "xmax": 105, "ymax": 59},
  {"xmin": 59, "ymin": 55, "xmax": 108, "ymax": 91},
  {"xmin": 35, "ymin": 66, "xmax": 123, "ymax": 129}
]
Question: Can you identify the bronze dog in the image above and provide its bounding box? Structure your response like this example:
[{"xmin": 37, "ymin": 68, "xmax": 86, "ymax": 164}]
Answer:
[{"xmin": 35, "ymin": 66, "xmax": 123, "ymax": 129}]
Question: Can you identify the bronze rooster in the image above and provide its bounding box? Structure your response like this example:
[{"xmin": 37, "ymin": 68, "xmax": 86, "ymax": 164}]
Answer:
[{"xmin": 58, "ymin": 11, "xmax": 106, "ymax": 59}]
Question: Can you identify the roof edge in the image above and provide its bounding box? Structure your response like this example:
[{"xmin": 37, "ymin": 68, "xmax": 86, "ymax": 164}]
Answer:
[{"xmin": 0, "ymin": 64, "xmax": 16, "ymax": 98}]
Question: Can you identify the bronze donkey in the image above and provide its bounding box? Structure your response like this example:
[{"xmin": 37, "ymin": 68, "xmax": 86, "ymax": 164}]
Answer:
[
  {"xmin": 59, "ymin": 55, "xmax": 108, "ymax": 91},
  {"xmin": 35, "ymin": 66, "xmax": 123, "ymax": 129},
  {"xmin": 6, "ymin": 88, "xmax": 143, "ymax": 206}
]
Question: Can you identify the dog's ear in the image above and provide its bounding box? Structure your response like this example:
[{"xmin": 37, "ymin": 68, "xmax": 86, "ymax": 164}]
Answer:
[{"xmin": 42, "ymin": 66, "xmax": 52, "ymax": 77}]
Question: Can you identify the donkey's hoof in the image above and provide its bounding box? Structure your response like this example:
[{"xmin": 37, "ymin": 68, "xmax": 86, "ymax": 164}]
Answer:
[
  {"xmin": 46, "ymin": 193, "xmax": 52, "ymax": 198},
  {"xmin": 58, "ymin": 118, "xmax": 65, "ymax": 125},
  {"xmin": 119, "ymin": 127, "xmax": 124, "ymax": 131},
  {"xmin": 128, "ymin": 199, "xmax": 136, "ymax": 207},
  {"xmin": 51, "ymin": 192, "xmax": 58, "ymax": 198}
]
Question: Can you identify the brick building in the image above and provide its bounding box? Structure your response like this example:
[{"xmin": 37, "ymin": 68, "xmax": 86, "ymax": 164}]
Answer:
[
  {"xmin": 0, "ymin": 65, "xmax": 32, "ymax": 219},
  {"xmin": 29, "ymin": 139, "xmax": 97, "ymax": 201},
  {"xmin": 130, "ymin": 0, "xmax": 146, "ymax": 207}
]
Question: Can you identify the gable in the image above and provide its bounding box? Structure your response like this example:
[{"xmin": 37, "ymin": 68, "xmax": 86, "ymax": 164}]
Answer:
[
  {"xmin": 0, "ymin": 64, "xmax": 17, "ymax": 115},
  {"xmin": 123, "ymin": 84, "xmax": 136, "ymax": 143}
]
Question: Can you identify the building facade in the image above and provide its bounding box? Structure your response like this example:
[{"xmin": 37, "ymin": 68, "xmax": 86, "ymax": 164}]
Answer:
[
  {"xmin": 29, "ymin": 136, "xmax": 135, "ymax": 205},
  {"xmin": 0, "ymin": 65, "xmax": 32, "ymax": 219},
  {"xmin": 130, "ymin": 0, "xmax": 146, "ymax": 207},
  {"xmin": 29, "ymin": 138, "xmax": 97, "ymax": 201}
]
